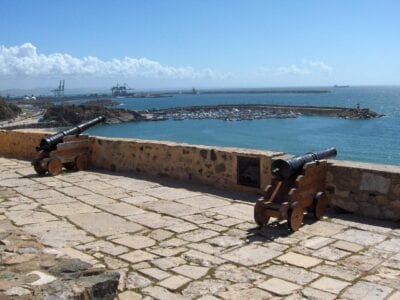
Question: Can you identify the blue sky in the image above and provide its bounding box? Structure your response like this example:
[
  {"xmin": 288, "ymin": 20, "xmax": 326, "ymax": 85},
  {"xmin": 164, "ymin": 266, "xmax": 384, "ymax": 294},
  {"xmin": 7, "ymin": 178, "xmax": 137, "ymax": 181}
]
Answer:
[{"xmin": 0, "ymin": 0, "xmax": 399, "ymax": 90}]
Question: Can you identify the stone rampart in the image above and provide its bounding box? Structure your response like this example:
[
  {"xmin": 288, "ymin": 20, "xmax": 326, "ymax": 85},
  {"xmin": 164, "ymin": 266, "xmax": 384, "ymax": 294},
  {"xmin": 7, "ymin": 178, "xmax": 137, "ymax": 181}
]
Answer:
[{"xmin": 0, "ymin": 129, "xmax": 399, "ymax": 220}]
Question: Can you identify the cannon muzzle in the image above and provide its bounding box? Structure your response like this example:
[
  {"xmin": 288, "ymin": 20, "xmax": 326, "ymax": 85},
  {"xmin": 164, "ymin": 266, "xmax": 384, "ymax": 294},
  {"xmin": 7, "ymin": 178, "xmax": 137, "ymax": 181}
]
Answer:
[
  {"xmin": 272, "ymin": 147, "xmax": 337, "ymax": 179},
  {"xmin": 37, "ymin": 116, "xmax": 106, "ymax": 151}
]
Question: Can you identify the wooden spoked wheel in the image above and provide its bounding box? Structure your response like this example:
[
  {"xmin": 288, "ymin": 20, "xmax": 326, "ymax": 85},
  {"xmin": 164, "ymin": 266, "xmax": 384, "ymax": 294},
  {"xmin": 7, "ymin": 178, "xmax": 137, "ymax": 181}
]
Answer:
[
  {"xmin": 254, "ymin": 201, "xmax": 270, "ymax": 227},
  {"xmin": 313, "ymin": 192, "xmax": 328, "ymax": 220},
  {"xmin": 288, "ymin": 205, "xmax": 304, "ymax": 232},
  {"xmin": 33, "ymin": 162, "xmax": 47, "ymax": 175},
  {"xmin": 47, "ymin": 158, "xmax": 62, "ymax": 176},
  {"xmin": 75, "ymin": 154, "xmax": 90, "ymax": 171}
]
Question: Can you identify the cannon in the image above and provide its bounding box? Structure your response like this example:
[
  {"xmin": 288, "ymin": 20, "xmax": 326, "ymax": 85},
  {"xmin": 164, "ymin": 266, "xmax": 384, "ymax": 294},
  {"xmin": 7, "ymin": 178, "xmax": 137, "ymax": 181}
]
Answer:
[
  {"xmin": 254, "ymin": 148, "xmax": 337, "ymax": 231},
  {"xmin": 32, "ymin": 116, "xmax": 105, "ymax": 176}
]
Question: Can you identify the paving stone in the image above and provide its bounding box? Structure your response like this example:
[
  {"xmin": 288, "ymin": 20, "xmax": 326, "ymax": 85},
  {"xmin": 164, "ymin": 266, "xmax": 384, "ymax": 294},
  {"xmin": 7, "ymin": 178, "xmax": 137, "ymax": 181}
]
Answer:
[
  {"xmin": 182, "ymin": 250, "xmax": 225, "ymax": 267},
  {"xmin": 166, "ymin": 221, "xmax": 198, "ymax": 233},
  {"xmin": 118, "ymin": 290, "xmax": 142, "ymax": 300},
  {"xmin": 200, "ymin": 223, "xmax": 227, "ymax": 232},
  {"xmin": 153, "ymin": 256, "xmax": 186, "ymax": 270},
  {"xmin": 312, "ymin": 246, "xmax": 351, "ymax": 261},
  {"xmin": 182, "ymin": 214, "xmax": 213, "ymax": 224},
  {"xmin": 159, "ymin": 275, "xmax": 191, "ymax": 290},
  {"xmin": 387, "ymin": 291, "xmax": 400, "ymax": 300},
  {"xmin": 310, "ymin": 276, "xmax": 350, "ymax": 294},
  {"xmin": 113, "ymin": 235, "xmax": 156, "ymax": 249},
  {"xmin": 374, "ymin": 238, "xmax": 400, "ymax": 253},
  {"xmin": 187, "ymin": 242, "xmax": 223, "ymax": 255},
  {"xmin": 341, "ymin": 281, "xmax": 393, "ymax": 300},
  {"xmin": 331, "ymin": 240, "xmax": 364, "ymax": 252},
  {"xmin": 214, "ymin": 263, "xmax": 265, "ymax": 283},
  {"xmin": 150, "ymin": 247, "xmax": 188, "ymax": 257},
  {"xmin": 61, "ymin": 247, "xmax": 97, "ymax": 265},
  {"xmin": 57, "ymin": 186, "xmax": 92, "ymax": 196},
  {"xmin": 144, "ymin": 186, "xmax": 200, "ymax": 200},
  {"xmin": 312, "ymin": 264, "xmax": 361, "ymax": 281},
  {"xmin": 213, "ymin": 217, "xmax": 243, "ymax": 227},
  {"xmin": 139, "ymin": 267, "xmax": 171, "ymax": 280},
  {"xmin": 342, "ymin": 254, "xmax": 383, "ymax": 272},
  {"xmin": 141, "ymin": 199, "xmax": 200, "ymax": 217},
  {"xmin": 221, "ymin": 245, "xmax": 281, "ymax": 266},
  {"xmin": 127, "ymin": 212, "xmax": 178, "ymax": 229},
  {"xmin": 23, "ymin": 221, "xmax": 94, "ymax": 248},
  {"xmin": 43, "ymin": 202, "xmax": 99, "ymax": 216},
  {"xmin": 206, "ymin": 235, "xmax": 244, "ymax": 248},
  {"xmin": 159, "ymin": 238, "xmax": 188, "ymax": 247},
  {"xmin": 178, "ymin": 229, "xmax": 219, "ymax": 242},
  {"xmin": 333, "ymin": 229, "xmax": 386, "ymax": 246},
  {"xmin": 176, "ymin": 195, "xmax": 230, "ymax": 209},
  {"xmin": 121, "ymin": 194, "xmax": 159, "ymax": 205},
  {"xmin": 301, "ymin": 236, "xmax": 334, "ymax": 249},
  {"xmin": 5, "ymin": 210, "xmax": 58, "ymax": 225},
  {"xmin": 258, "ymin": 278, "xmax": 300, "ymax": 296},
  {"xmin": 68, "ymin": 212, "xmax": 143, "ymax": 237},
  {"xmin": 119, "ymin": 250, "xmax": 158, "ymax": 264},
  {"xmin": 172, "ymin": 265, "xmax": 209, "ymax": 280},
  {"xmin": 97, "ymin": 202, "xmax": 145, "ymax": 216},
  {"xmin": 104, "ymin": 256, "xmax": 129, "ymax": 270},
  {"xmin": 148, "ymin": 229, "xmax": 174, "ymax": 241},
  {"xmin": 300, "ymin": 222, "xmax": 346, "ymax": 237},
  {"xmin": 76, "ymin": 194, "xmax": 116, "ymax": 205},
  {"xmin": 182, "ymin": 279, "xmax": 228, "ymax": 298},
  {"xmin": 143, "ymin": 286, "xmax": 187, "ymax": 300},
  {"xmin": 262, "ymin": 264, "xmax": 319, "ymax": 285},
  {"xmin": 277, "ymin": 252, "xmax": 322, "ymax": 268},
  {"xmin": 126, "ymin": 272, "xmax": 152, "ymax": 289},
  {"xmin": 208, "ymin": 203, "xmax": 253, "ymax": 221},
  {"xmin": 76, "ymin": 240, "xmax": 128, "ymax": 256},
  {"xmin": 218, "ymin": 288, "xmax": 272, "ymax": 300},
  {"xmin": 108, "ymin": 177, "xmax": 158, "ymax": 191},
  {"xmin": 301, "ymin": 287, "xmax": 336, "ymax": 300}
]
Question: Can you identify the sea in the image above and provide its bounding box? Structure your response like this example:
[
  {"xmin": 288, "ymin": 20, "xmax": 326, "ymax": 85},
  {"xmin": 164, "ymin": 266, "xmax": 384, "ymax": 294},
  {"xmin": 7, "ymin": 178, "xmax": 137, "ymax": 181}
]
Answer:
[{"xmin": 86, "ymin": 86, "xmax": 400, "ymax": 166}]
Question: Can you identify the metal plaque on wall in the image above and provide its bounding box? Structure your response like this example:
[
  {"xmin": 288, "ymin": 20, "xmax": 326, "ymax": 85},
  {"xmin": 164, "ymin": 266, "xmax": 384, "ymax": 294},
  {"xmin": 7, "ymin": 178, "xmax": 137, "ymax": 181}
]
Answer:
[{"xmin": 237, "ymin": 156, "xmax": 260, "ymax": 188}]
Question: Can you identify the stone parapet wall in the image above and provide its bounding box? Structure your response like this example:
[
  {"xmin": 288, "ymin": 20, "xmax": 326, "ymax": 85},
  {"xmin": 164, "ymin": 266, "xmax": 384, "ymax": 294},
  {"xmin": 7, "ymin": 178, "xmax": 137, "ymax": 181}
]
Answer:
[
  {"xmin": 0, "ymin": 129, "xmax": 399, "ymax": 220},
  {"xmin": 326, "ymin": 160, "xmax": 400, "ymax": 221}
]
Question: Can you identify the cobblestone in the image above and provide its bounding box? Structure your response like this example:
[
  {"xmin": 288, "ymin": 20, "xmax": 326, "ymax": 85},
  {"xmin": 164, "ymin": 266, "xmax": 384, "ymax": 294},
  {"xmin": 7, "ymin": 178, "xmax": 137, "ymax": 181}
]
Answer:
[{"xmin": 0, "ymin": 158, "xmax": 398, "ymax": 299}]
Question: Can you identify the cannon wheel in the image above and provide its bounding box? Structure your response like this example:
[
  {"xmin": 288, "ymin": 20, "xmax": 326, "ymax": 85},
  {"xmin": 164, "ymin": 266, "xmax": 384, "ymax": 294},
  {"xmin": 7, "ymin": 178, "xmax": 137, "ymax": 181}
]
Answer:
[
  {"xmin": 288, "ymin": 205, "xmax": 304, "ymax": 232},
  {"xmin": 313, "ymin": 192, "xmax": 328, "ymax": 220},
  {"xmin": 75, "ymin": 154, "xmax": 90, "ymax": 171},
  {"xmin": 254, "ymin": 201, "xmax": 270, "ymax": 227},
  {"xmin": 33, "ymin": 162, "xmax": 47, "ymax": 175},
  {"xmin": 47, "ymin": 158, "xmax": 62, "ymax": 176}
]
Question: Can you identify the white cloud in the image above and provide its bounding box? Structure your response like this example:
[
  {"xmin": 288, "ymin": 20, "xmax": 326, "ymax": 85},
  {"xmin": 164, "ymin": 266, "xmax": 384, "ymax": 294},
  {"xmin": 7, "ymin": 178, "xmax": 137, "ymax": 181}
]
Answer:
[
  {"xmin": 258, "ymin": 59, "xmax": 332, "ymax": 76},
  {"xmin": 0, "ymin": 43, "xmax": 221, "ymax": 79}
]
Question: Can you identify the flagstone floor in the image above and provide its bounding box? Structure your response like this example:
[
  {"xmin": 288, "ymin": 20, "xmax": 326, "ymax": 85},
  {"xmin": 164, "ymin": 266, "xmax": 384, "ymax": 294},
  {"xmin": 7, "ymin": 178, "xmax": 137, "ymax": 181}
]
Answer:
[{"xmin": 1, "ymin": 157, "xmax": 399, "ymax": 299}]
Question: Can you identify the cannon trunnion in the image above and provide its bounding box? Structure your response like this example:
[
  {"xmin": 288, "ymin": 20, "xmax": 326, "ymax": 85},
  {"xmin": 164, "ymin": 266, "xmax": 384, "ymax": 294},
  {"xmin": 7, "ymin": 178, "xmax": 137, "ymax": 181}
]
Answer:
[
  {"xmin": 254, "ymin": 148, "xmax": 337, "ymax": 231},
  {"xmin": 32, "ymin": 116, "xmax": 105, "ymax": 176}
]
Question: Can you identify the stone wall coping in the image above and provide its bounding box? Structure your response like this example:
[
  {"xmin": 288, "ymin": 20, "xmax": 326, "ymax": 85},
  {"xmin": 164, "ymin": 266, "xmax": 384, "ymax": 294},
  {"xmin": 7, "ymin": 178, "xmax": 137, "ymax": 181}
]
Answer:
[{"xmin": 329, "ymin": 159, "xmax": 400, "ymax": 174}]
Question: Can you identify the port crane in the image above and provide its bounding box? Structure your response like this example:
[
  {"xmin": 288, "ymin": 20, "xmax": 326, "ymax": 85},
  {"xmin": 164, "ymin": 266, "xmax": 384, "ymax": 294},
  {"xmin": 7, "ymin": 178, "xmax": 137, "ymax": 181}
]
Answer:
[{"xmin": 51, "ymin": 80, "xmax": 65, "ymax": 97}]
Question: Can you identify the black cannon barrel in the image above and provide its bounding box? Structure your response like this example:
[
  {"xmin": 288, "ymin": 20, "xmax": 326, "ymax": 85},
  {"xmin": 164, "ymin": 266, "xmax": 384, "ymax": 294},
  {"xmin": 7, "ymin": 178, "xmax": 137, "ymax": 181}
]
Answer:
[
  {"xmin": 37, "ymin": 116, "xmax": 106, "ymax": 151},
  {"xmin": 272, "ymin": 147, "xmax": 337, "ymax": 179}
]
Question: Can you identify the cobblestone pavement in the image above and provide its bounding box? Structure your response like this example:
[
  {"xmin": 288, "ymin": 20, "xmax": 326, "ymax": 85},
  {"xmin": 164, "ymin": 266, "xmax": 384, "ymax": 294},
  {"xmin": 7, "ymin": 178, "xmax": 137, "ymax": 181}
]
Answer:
[{"xmin": 1, "ymin": 157, "xmax": 400, "ymax": 299}]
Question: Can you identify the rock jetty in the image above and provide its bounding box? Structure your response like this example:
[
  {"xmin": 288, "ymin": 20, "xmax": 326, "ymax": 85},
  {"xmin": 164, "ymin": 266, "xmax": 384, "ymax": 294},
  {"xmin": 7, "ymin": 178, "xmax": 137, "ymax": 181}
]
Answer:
[{"xmin": 144, "ymin": 104, "xmax": 383, "ymax": 121}]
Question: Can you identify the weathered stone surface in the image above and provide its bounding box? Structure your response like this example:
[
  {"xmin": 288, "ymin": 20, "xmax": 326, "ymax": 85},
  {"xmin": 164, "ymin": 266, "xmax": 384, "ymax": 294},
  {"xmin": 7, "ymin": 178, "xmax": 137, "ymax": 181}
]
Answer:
[
  {"xmin": 68, "ymin": 212, "xmax": 143, "ymax": 237},
  {"xmin": 144, "ymin": 186, "xmax": 199, "ymax": 200},
  {"xmin": 214, "ymin": 263, "xmax": 264, "ymax": 283},
  {"xmin": 172, "ymin": 265, "xmax": 209, "ymax": 280},
  {"xmin": 277, "ymin": 252, "xmax": 322, "ymax": 268},
  {"xmin": 118, "ymin": 290, "xmax": 142, "ymax": 300},
  {"xmin": 301, "ymin": 236, "xmax": 334, "ymax": 249},
  {"xmin": 126, "ymin": 272, "xmax": 151, "ymax": 289},
  {"xmin": 331, "ymin": 240, "xmax": 364, "ymax": 252},
  {"xmin": 262, "ymin": 264, "xmax": 319, "ymax": 285},
  {"xmin": 207, "ymin": 235, "xmax": 243, "ymax": 248},
  {"xmin": 182, "ymin": 250, "xmax": 225, "ymax": 267},
  {"xmin": 143, "ymin": 286, "xmax": 187, "ymax": 300},
  {"xmin": 341, "ymin": 281, "xmax": 393, "ymax": 300},
  {"xmin": 334, "ymin": 229, "xmax": 386, "ymax": 246},
  {"xmin": 182, "ymin": 279, "xmax": 228, "ymax": 298},
  {"xmin": 218, "ymin": 288, "xmax": 272, "ymax": 300},
  {"xmin": 342, "ymin": 254, "xmax": 383, "ymax": 272},
  {"xmin": 178, "ymin": 229, "xmax": 219, "ymax": 242},
  {"xmin": 159, "ymin": 275, "xmax": 191, "ymax": 290},
  {"xmin": 374, "ymin": 238, "xmax": 400, "ymax": 253},
  {"xmin": 360, "ymin": 172, "xmax": 391, "ymax": 194},
  {"xmin": 310, "ymin": 276, "xmax": 350, "ymax": 294},
  {"xmin": 119, "ymin": 250, "xmax": 158, "ymax": 264},
  {"xmin": 76, "ymin": 240, "xmax": 128, "ymax": 256},
  {"xmin": 208, "ymin": 203, "xmax": 253, "ymax": 220},
  {"xmin": 302, "ymin": 287, "xmax": 336, "ymax": 300},
  {"xmin": 221, "ymin": 245, "xmax": 281, "ymax": 266},
  {"xmin": 312, "ymin": 246, "xmax": 351, "ymax": 261},
  {"xmin": 5, "ymin": 210, "xmax": 58, "ymax": 225},
  {"xmin": 141, "ymin": 199, "xmax": 200, "ymax": 216},
  {"xmin": 139, "ymin": 268, "xmax": 170, "ymax": 280},
  {"xmin": 97, "ymin": 202, "xmax": 145, "ymax": 216},
  {"xmin": 43, "ymin": 202, "xmax": 99, "ymax": 216},
  {"xmin": 312, "ymin": 264, "xmax": 361, "ymax": 281},
  {"xmin": 176, "ymin": 195, "xmax": 230, "ymax": 209},
  {"xmin": 113, "ymin": 235, "xmax": 156, "ymax": 249},
  {"xmin": 258, "ymin": 278, "xmax": 300, "ymax": 296},
  {"xmin": 153, "ymin": 256, "xmax": 186, "ymax": 270}
]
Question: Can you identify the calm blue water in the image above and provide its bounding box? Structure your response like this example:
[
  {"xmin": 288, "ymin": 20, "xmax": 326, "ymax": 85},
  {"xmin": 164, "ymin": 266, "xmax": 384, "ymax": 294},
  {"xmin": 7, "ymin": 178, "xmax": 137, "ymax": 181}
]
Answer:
[{"xmin": 87, "ymin": 86, "xmax": 400, "ymax": 166}]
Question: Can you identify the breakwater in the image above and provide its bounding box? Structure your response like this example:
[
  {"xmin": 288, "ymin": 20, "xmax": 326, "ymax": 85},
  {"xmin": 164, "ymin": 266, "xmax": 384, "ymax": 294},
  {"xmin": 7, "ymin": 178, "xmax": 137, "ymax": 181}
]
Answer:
[{"xmin": 144, "ymin": 104, "xmax": 383, "ymax": 121}]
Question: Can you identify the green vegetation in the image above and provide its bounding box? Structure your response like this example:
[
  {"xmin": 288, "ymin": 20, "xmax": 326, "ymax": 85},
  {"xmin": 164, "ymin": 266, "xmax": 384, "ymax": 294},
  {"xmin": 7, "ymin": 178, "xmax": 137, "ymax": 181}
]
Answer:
[{"xmin": 0, "ymin": 98, "xmax": 22, "ymax": 121}]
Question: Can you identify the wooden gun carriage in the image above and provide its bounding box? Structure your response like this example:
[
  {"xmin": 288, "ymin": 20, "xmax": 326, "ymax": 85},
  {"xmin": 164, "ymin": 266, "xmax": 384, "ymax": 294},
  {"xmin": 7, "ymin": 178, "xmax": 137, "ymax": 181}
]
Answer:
[{"xmin": 254, "ymin": 148, "xmax": 337, "ymax": 231}]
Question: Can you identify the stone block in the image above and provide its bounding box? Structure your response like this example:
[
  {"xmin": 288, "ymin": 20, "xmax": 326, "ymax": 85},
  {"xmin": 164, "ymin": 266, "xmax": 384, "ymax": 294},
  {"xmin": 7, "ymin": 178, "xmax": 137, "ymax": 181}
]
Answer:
[
  {"xmin": 310, "ymin": 276, "xmax": 350, "ymax": 294},
  {"xmin": 360, "ymin": 172, "xmax": 391, "ymax": 194},
  {"xmin": 277, "ymin": 252, "xmax": 322, "ymax": 268},
  {"xmin": 341, "ymin": 281, "xmax": 393, "ymax": 300},
  {"xmin": 221, "ymin": 245, "xmax": 281, "ymax": 266},
  {"xmin": 258, "ymin": 278, "xmax": 300, "ymax": 296},
  {"xmin": 159, "ymin": 275, "xmax": 191, "ymax": 290},
  {"xmin": 262, "ymin": 264, "xmax": 319, "ymax": 285}
]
